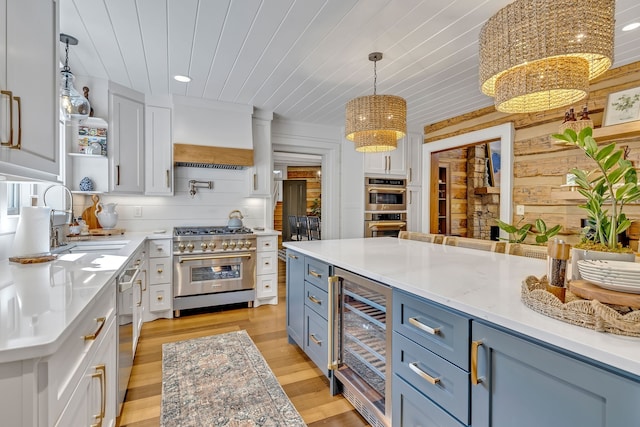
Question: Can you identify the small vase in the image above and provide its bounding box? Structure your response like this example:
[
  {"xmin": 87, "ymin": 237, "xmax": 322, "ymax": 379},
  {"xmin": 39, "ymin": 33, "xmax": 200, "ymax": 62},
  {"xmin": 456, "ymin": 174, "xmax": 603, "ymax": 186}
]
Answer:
[{"xmin": 569, "ymin": 248, "xmax": 636, "ymax": 280}]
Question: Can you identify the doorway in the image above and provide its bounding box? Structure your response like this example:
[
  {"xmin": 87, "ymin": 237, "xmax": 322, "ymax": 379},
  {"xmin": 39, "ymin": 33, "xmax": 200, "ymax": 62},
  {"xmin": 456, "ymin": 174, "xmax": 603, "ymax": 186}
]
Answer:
[{"xmin": 282, "ymin": 180, "xmax": 307, "ymax": 242}]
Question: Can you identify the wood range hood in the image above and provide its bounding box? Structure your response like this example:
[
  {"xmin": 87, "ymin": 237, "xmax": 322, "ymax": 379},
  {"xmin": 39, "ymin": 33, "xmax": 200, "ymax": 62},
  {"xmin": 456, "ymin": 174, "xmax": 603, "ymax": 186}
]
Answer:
[{"xmin": 173, "ymin": 143, "xmax": 254, "ymax": 170}]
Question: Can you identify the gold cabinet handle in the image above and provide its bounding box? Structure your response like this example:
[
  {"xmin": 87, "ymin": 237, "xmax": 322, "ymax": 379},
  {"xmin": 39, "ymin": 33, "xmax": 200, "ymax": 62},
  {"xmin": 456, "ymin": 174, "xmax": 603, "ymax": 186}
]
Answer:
[
  {"xmin": 166, "ymin": 169, "xmax": 170, "ymax": 188},
  {"xmin": 409, "ymin": 362, "xmax": 440, "ymax": 385},
  {"xmin": 157, "ymin": 268, "xmax": 163, "ymax": 274},
  {"xmin": 409, "ymin": 317, "xmax": 441, "ymax": 335},
  {"xmin": 287, "ymin": 253, "xmax": 298, "ymax": 259},
  {"xmin": 253, "ymin": 173, "xmax": 258, "ymax": 191},
  {"xmin": 307, "ymin": 295, "xmax": 322, "ymax": 305},
  {"xmin": 310, "ymin": 334, "xmax": 322, "ymax": 346},
  {"xmin": 84, "ymin": 317, "xmax": 106, "ymax": 341},
  {"xmin": 91, "ymin": 364, "xmax": 106, "ymax": 427},
  {"xmin": 328, "ymin": 276, "xmax": 339, "ymax": 371},
  {"xmin": 157, "ymin": 294, "xmax": 163, "ymax": 301},
  {"xmin": 1, "ymin": 90, "xmax": 15, "ymax": 148},
  {"xmin": 409, "ymin": 167, "xmax": 412, "ymax": 183},
  {"xmin": 309, "ymin": 270, "xmax": 321, "ymax": 278},
  {"xmin": 13, "ymin": 96, "xmax": 21, "ymax": 149},
  {"xmin": 116, "ymin": 165, "xmax": 120, "ymax": 186},
  {"xmin": 471, "ymin": 340, "xmax": 484, "ymax": 385},
  {"xmin": 265, "ymin": 284, "xmax": 271, "ymax": 289}
]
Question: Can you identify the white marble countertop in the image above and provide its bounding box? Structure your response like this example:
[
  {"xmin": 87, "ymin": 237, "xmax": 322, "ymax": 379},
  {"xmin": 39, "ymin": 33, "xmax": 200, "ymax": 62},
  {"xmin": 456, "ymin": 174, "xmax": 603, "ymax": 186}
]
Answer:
[
  {"xmin": 0, "ymin": 232, "xmax": 160, "ymax": 363},
  {"xmin": 284, "ymin": 237, "xmax": 640, "ymax": 378}
]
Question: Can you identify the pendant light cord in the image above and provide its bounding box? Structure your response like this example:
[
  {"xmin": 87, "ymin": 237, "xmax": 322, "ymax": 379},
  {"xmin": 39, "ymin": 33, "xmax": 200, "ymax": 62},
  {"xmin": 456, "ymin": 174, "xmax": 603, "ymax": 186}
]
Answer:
[
  {"xmin": 373, "ymin": 58, "xmax": 377, "ymax": 95},
  {"xmin": 63, "ymin": 39, "xmax": 70, "ymax": 73}
]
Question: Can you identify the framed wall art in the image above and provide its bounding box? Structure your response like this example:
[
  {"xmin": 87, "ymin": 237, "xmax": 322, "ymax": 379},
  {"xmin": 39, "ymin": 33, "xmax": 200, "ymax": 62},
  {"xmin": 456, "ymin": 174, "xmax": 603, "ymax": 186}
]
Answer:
[
  {"xmin": 487, "ymin": 140, "xmax": 501, "ymax": 187},
  {"xmin": 602, "ymin": 87, "xmax": 640, "ymax": 126}
]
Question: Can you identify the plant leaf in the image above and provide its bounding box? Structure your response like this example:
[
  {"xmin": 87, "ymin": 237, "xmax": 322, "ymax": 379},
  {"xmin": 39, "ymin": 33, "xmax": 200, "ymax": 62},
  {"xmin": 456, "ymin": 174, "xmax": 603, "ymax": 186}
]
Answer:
[{"xmin": 594, "ymin": 143, "xmax": 616, "ymax": 161}]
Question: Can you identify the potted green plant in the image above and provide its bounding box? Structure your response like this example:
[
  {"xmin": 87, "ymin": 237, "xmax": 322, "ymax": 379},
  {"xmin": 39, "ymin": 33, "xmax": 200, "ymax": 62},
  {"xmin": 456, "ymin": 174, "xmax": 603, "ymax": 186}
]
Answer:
[
  {"xmin": 496, "ymin": 218, "xmax": 561, "ymax": 244},
  {"xmin": 552, "ymin": 127, "xmax": 640, "ymax": 277}
]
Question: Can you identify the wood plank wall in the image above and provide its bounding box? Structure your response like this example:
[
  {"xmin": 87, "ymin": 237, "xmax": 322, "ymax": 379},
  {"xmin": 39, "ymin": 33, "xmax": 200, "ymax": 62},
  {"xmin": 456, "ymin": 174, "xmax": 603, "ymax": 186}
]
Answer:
[
  {"xmin": 437, "ymin": 148, "xmax": 468, "ymax": 236},
  {"xmin": 286, "ymin": 166, "xmax": 322, "ymax": 215},
  {"xmin": 424, "ymin": 62, "xmax": 640, "ymax": 244}
]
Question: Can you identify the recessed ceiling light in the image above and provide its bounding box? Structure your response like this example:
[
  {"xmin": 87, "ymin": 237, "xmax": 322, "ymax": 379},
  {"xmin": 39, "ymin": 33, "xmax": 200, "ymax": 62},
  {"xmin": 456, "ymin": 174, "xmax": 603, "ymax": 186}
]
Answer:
[
  {"xmin": 622, "ymin": 22, "xmax": 640, "ymax": 31},
  {"xmin": 174, "ymin": 75, "xmax": 192, "ymax": 83}
]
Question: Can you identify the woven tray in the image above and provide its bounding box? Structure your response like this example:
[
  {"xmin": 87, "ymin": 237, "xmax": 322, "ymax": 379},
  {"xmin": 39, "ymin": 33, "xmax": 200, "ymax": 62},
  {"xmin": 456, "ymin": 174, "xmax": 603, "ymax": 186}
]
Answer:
[{"xmin": 521, "ymin": 275, "xmax": 640, "ymax": 337}]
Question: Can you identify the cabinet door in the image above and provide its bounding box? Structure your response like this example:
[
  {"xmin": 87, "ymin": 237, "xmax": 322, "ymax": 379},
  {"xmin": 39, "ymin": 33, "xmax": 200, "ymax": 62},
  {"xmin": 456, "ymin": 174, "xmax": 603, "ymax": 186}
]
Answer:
[
  {"xmin": 145, "ymin": 105, "xmax": 173, "ymax": 195},
  {"xmin": 471, "ymin": 322, "xmax": 640, "ymax": 427},
  {"xmin": 110, "ymin": 93, "xmax": 144, "ymax": 193},
  {"xmin": 406, "ymin": 133, "xmax": 423, "ymax": 186},
  {"xmin": 0, "ymin": 0, "xmax": 60, "ymax": 180},
  {"xmin": 406, "ymin": 186, "xmax": 421, "ymax": 232},
  {"xmin": 248, "ymin": 117, "xmax": 271, "ymax": 196},
  {"xmin": 363, "ymin": 139, "xmax": 406, "ymax": 176},
  {"xmin": 286, "ymin": 250, "xmax": 305, "ymax": 347}
]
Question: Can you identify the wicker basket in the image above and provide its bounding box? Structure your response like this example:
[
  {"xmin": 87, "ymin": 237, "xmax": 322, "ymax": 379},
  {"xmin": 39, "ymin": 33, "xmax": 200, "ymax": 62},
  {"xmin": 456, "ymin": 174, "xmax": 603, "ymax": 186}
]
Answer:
[{"xmin": 521, "ymin": 276, "xmax": 640, "ymax": 337}]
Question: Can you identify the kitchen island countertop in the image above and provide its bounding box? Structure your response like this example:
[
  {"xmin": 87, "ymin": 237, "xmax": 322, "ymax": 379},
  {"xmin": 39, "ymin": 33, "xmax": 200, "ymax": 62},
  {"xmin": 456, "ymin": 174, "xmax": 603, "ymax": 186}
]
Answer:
[{"xmin": 284, "ymin": 237, "xmax": 640, "ymax": 378}]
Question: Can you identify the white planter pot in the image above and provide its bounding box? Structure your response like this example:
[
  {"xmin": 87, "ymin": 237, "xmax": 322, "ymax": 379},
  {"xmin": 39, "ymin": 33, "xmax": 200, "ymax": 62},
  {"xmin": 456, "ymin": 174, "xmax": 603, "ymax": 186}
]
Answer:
[{"xmin": 570, "ymin": 248, "xmax": 636, "ymax": 280}]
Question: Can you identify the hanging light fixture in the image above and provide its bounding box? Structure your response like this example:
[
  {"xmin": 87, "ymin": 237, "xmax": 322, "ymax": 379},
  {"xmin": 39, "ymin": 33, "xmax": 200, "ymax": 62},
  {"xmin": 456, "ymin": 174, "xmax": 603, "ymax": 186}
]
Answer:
[
  {"xmin": 479, "ymin": 0, "xmax": 614, "ymax": 113},
  {"xmin": 60, "ymin": 33, "xmax": 90, "ymax": 122},
  {"xmin": 345, "ymin": 52, "xmax": 406, "ymax": 152}
]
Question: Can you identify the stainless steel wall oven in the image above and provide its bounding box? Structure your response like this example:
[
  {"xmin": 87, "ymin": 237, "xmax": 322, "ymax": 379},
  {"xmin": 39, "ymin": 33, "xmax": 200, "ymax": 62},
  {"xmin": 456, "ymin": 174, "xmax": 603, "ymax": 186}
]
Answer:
[
  {"xmin": 329, "ymin": 267, "xmax": 392, "ymax": 427},
  {"xmin": 365, "ymin": 177, "xmax": 406, "ymax": 211}
]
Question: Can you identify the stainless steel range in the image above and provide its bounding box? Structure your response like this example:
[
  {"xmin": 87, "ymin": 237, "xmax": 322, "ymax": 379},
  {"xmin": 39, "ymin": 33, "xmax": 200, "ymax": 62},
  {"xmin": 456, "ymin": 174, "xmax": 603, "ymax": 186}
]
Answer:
[{"xmin": 173, "ymin": 226, "xmax": 257, "ymax": 316}]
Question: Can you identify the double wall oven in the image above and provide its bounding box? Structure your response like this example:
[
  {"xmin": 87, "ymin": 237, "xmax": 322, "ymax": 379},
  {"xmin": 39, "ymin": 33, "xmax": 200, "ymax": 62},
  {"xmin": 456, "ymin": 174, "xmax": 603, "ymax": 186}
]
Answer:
[
  {"xmin": 173, "ymin": 226, "xmax": 256, "ymax": 315},
  {"xmin": 365, "ymin": 177, "xmax": 407, "ymax": 238}
]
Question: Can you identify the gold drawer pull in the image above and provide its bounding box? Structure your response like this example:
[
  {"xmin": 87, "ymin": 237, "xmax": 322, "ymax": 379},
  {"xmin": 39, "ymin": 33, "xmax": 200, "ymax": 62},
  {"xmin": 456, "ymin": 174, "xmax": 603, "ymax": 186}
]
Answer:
[
  {"xmin": 471, "ymin": 340, "xmax": 484, "ymax": 385},
  {"xmin": 157, "ymin": 268, "xmax": 163, "ymax": 273},
  {"xmin": 309, "ymin": 270, "xmax": 321, "ymax": 278},
  {"xmin": 265, "ymin": 284, "xmax": 271, "ymax": 289},
  {"xmin": 310, "ymin": 334, "xmax": 322, "ymax": 346},
  {"xmin": 157, "ymin": 294, "xmax": 164, "ymax": 301},
  {"xmin": 308, "ymin": 295, "xmax": 322, "ymax": 305},
  {"xmin": 91, "ymin": 364, "xmax": 106, "ymax": 425},
  {"xmin": 409, "ymin": 317, "xmax": 441, "ymax": 335},
  {"xmin": 409, "ymin": 362, "xmax": 440, "ymax": 385},
  {"xmin": 287, "ymin": 254, "xmax": 298, "ymax": 259},
  {"xmin": 84, "ymin": 317, "xmax": 106, "ymax": 341}
]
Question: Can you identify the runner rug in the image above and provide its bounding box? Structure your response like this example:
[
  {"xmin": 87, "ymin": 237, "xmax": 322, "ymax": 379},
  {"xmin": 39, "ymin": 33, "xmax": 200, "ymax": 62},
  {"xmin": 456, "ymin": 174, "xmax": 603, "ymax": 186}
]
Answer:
[{"xmin": 161, "ymin": 330, "xmax": 306, "ymax": 426}]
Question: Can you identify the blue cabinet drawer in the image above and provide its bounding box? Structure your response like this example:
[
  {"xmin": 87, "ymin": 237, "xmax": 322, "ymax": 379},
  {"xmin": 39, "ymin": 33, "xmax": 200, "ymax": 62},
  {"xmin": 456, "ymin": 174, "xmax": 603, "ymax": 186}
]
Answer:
[
  {"xmin": 393, "ymin": 289, "xmax": 470, "ymax": 369},
  {"xmin": 305, "ymin": 307, "xmax": 329, "ymax": 377},
  {"xmin": 304, "ymin": 281, "xmax": 328, "ymax": 320},
  {"xmin": 393, "ymin": 375, "xmax": 465, "ymax": 427},
  {"xmin": 393, "ymin": 332, "xmax": 469, "ymax": 424},
  {"xmin": 305, "ymin": 258, "xmax": 331, "ymax": 290}
]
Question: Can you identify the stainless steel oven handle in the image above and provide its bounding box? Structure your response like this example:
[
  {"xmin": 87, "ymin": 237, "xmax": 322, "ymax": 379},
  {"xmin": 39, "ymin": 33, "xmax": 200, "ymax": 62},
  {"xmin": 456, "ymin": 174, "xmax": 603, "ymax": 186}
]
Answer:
[
  {"xmin": 178, "ymin": 253, "xmax": 252, "ymax": 263},
  {"xmin": 367, "ymin": 187, "xmax": 406, "ymax": 193},
  {"xmin": 368, "ymin": 221, "xmax": 407, "ymax": 229}
]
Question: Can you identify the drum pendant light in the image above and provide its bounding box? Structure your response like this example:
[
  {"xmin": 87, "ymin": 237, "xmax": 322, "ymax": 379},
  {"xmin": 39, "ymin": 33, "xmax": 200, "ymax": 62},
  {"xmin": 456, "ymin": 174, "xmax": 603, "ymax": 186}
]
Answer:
[
  {"xmin": 479, "ymin": 0, "xmax": 614, "ymax": 113},
  {"xmin": 60, "ymin": 33, "xmax": 91, "ymax": 122},
  {"xmin": 345, "ymin": 52, "xmax": 406, "ymax": 152}
]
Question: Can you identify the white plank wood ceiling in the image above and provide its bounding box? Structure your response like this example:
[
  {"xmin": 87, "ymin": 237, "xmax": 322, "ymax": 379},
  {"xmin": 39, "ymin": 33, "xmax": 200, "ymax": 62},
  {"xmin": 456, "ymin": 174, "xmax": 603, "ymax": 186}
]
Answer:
[{"xmin": 60, "ymin": 0, "xmax": 640, "ymax": 133}]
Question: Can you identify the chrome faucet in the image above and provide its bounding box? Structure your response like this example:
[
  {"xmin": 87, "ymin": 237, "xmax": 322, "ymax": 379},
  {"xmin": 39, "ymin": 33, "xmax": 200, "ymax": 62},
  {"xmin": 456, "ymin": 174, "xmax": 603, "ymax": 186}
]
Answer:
[{"xmin": 43, "ymin": 184, "xmax": 74, "ymax": 248}]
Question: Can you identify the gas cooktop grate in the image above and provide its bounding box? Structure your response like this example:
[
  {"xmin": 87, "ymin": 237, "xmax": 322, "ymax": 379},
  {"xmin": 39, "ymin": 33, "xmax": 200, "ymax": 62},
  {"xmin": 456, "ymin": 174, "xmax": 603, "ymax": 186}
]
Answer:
[{"xmin": 174, "ymin": 226, "xmax": 254, "ymax": 236}]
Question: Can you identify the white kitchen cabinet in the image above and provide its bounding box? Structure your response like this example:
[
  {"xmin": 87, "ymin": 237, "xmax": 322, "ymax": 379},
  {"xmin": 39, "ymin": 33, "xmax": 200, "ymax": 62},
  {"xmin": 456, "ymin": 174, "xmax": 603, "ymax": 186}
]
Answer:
[
  {"xmin": 55, "ymin": 318, "xmax": 117, "ymax": 427},
  {"xmin": 248, "ymin": 116, "xmax": 272, "ymax": 197},
  {"xmin": 133, "ymin": 257, "xmax": 146, "ymax": 355},
  {"xmin": 145, "ymin": 238, "xmax": 173, "ymax": 320},
  {"xmin": 109, "ymin": 84, "xmax": 144, "ymax": 194},
  {"xmin": 406, "ymin": 186, "xmax": 422, "ymax": 232},
  {"xmin": 145, "ymin": 105, "xmax": 173, "ymax": 195},
  {"xmin": 0, "ymin": 0, "xmax": 61, "ymax": 182},
  {"xmin": 254, "ymin": 234, "xmax": 278, "ymax": 307},
  {"xmin": 406, "ymin": 133, "xmax": 423, "ymax": 186},
  {"xmin": 364, "ymin": 137, "xmax": 407, "ymax": 176}
]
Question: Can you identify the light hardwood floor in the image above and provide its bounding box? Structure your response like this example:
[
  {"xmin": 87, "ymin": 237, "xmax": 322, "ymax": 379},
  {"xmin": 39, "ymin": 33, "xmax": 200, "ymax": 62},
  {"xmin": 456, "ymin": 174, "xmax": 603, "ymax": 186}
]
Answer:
[{"xmin": 116, "ymin": 260, "xmax": 369, "ymax": 427}]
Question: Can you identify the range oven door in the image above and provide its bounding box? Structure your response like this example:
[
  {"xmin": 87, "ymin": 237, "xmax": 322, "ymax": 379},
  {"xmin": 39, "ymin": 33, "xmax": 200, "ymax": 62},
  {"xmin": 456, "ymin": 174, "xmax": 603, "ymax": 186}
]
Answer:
[
  {"xmin": 174, "ymin": 251, "xmax": 256, "ymax": 297},
  {"xmin": 364, "ymin": 213, "xmax": 406, "ymax": 238}
]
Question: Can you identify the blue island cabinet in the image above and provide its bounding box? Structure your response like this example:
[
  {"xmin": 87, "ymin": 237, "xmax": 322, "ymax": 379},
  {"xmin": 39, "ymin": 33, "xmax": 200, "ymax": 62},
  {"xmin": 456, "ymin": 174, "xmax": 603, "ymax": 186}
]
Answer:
[
  {"xmin": 286, "ymin": 249, "xmax": 305, "ymax": 347},
  {"xmin": 471, "ymin": 322, "xmax": 640, "ymax": 427}
]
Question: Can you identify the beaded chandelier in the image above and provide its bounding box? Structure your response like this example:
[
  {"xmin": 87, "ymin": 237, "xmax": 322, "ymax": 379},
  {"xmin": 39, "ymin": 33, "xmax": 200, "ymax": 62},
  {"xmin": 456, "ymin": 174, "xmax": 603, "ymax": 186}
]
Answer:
[{"xmin": 479, "ymin": 0, "xmax": 615, "ymax": 113}]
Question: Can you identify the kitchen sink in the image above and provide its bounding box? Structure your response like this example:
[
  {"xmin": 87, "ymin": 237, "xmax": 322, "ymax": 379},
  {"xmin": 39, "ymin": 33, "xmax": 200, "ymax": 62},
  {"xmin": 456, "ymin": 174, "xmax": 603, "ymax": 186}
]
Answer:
[{"xmin": 53, "ymin": 240, "xmax": 130, "ymax": 254}]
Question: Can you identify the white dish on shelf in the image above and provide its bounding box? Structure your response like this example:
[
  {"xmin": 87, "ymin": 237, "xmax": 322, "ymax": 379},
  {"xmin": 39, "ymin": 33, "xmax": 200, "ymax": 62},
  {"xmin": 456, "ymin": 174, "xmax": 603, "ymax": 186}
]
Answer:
[
  {"xmin": 578, "ymin": 265, "xmax": 640, "ymax": 280},
  {"xmin": 581, "ymin": 272, "xmax": 640, "ymax": 287},
  {"xmin": 579, "ymin": 259, "xmax": 640, "ymax": 273}
]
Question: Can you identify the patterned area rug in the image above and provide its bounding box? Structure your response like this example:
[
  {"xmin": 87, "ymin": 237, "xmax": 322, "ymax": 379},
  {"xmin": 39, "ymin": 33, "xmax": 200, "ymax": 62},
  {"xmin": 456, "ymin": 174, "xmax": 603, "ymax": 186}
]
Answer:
[{"xmin": 162, "ymin": 330, "xmax": 306, "ymax": 426}]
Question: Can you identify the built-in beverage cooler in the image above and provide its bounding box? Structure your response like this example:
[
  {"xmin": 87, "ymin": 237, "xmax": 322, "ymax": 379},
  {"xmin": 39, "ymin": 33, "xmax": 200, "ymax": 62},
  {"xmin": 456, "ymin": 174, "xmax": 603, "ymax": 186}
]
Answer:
[{"xmin": 329, "ymin": 267, "xmax": 392, "ymax": 427}]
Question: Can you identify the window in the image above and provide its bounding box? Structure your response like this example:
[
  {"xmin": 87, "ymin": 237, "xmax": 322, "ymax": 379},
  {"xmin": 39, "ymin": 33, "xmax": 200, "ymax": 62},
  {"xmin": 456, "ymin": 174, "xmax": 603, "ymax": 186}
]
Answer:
[{"xmin": 7, "ymin": 183, "xmax": 20, "ymax": 215}]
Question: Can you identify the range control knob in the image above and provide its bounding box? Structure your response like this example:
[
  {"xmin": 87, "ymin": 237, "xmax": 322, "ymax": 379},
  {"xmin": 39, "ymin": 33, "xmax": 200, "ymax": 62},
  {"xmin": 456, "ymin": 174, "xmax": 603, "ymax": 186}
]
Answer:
[
  {"xmin": 208, "ymin": 242, "xmax": 216, "ymax": 250},
  {"xmin": 178, "ymin": 243, "xmax": 186, "ymax": 252},
  {"xmin": 201, "ymin": 242, "xmax": 208, "ymax": 250},
  {"xmin": 186, "ymin": 243, "xmax": 194, "ymax": 252},
  {"xmin": 229, "ymin": 241, "xmax": 237, "ymax": 249},
  {"xmin": 222, "ymin": 241, "xmax": 229, "ymax": 250},
  {"xmin": 244, "ymin": 240, "xmax": 252, "ymax": 249},
  {"xmin": 237, "ymin": 241, "xmax": 245, "ymax": 249}
]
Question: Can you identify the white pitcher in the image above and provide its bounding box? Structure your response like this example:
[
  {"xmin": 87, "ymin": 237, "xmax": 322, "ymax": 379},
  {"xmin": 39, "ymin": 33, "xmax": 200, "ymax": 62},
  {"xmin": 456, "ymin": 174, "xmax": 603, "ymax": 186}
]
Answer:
[{"xmin": 96, "ymin": 202, "xmax": 118, "ymax": 229}]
